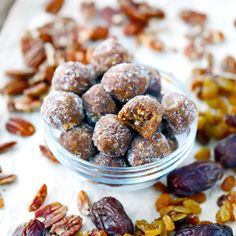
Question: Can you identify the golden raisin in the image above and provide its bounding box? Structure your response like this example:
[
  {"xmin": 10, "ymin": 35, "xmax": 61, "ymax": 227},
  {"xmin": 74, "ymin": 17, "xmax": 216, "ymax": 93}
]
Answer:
[
  {"xmin": 155, "ymin": 194, "xmax": 173, "ymax": 212},
  {"xmin": 154, "ymin": 182, "xmax": 168, "ymax": 193},
  {"xmin": 190, "ymin": 192, "xmax": 207, "ymax": 203},
  {"xmin": 221, "ymin": 176, "xmax": 236, "ymax": 192},
  {"xmin": 194, "ymin": 147, "xmax": 211, "ymax": 161}
]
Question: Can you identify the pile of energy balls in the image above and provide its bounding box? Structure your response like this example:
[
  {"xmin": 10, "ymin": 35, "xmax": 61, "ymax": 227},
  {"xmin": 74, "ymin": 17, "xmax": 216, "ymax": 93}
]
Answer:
[{"xmin": 41, "ymin": 38, "xmax": 197, "ymax": 167}]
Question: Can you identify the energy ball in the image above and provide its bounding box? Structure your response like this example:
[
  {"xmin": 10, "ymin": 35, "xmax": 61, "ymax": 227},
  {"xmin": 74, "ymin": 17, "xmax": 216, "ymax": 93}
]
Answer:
[
  {"xmin": 127, "ymin": 132, "xmax": 171, "ymax": 166},
  {"xmin": 93, "ymin": 114, "xmax": 132, "ymax": 157},
  {"xmin": 162, "ymin": 93, "xmax": 197, "ymax": 134},
  {"xmin": 101, "ymin": 63, "xmax": 149, "ymax": 103},
  {"xmin": 41, "ymin": 91, "xmax": 84, "ymax": 131},
  {"xmin": 118, "ymin": 95, "xmax": 163, "ymax": 139},
  {"xmin": 82, "ymin": 84, "xmax": 117, "ymax": 124},
  {"xmin": 52, "ymin": 62, "xmax": 96, "ymax": 95},
  {"xmin": 92, "ymin": 153, "xmax": 128, "ymax": 167},
  {"xmin": 145, "ymin": 67, "xmax": 161, "ymax": 97},
  {"xmin": 91, "ymin": 38, "xmax": 131, "ymax": 74},
  {"xmin": 59, "ymin": 124, "xmax": 96, "ymax": 160}
]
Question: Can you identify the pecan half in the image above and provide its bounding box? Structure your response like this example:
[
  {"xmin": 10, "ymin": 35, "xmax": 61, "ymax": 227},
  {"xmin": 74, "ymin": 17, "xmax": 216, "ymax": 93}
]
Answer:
[
  {"xmin": 6, "ymin": 117, "xmax": 35, "ymax": 136},
  {"xmin": 77, "ymin": 190, "xmax": 91, "ymax": 216},
  {"xmin": 0, "ymin": 141, "xmax": 17, "ymax": 154},
  {"xmin": 123, "ymin": 19, "xmax": 145, "ymax": 36},
  {"xmin": 0, "ymin": 174, "xmax": 17, "ymax": 185},
  {"xmin": 39, "ymin": 145, "xmax": 59, "ymax": 163},
  {"xmin": 24, "ymin": 82, "xmax": 49, "ymax": 97},
  {"xmin": 184, "ymin": 41, "xmax": 204, "ymax": 60},
  {"xmin": 5, "ymin": 69, "xmax": 35, "ymax": 80},
  {"xmin": 90, "ymin": 26, "xmax": 109, "ymax": 41},
  {"xmin": 50, "ymin": 215, "xmax": 83, "ymax": 236},
  {"xmin": 35, "ymin": 202, "xmax": 68, "ymax": 228},
  {"xmin": 28, "ymin": 184, "xmax": 48, "ymax": 212},
  {"xmin": 80, "ymin": 1, "xmax": 97, "ymax": 20},
  {"xmin": 1, "ymin": 79, "xmax": 29, "ymax": 96},
  {"xmin": 0, "ymin": 193, "xmax": 4, "ymax": 208},
  {"xmin": 45, "ymin": 0, "xmax": 64, "ymax": 14},
  {"xmin": 221, "ymin": 56, "xmax": 236, "ymax": 74},
  {"xmin": 180, "ymin": 10, "xmax": 207, "ymax": 25}
]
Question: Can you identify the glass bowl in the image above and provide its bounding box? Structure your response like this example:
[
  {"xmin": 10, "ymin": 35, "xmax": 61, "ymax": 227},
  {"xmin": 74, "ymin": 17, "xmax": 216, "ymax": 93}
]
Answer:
[{"xmin": 44, "ymin": 70, "xmax": 198, "ymax": 191}]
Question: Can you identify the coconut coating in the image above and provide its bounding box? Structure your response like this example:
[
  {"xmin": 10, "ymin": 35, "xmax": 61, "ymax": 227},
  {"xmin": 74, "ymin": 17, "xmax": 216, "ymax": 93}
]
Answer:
[
  {"xmin": 128, "ymin": 132, "xmax": 171, "ymax": 166},
  {"xmin": 118, "ymin": 95, "xmax": 163, "ymax": 139},
  {"xmin": 41, "ymin": 91, "xmax": 84, "ymax": 131},
  {"xmin": 92, "ymin": 153, "xmax": 128, "ymax": 167},
  {"xmin": 52, "ymin": 62, "xmax": 96, "ymax": 95},
  {"xmin": 93, "ymin": 114, "xmax": 132, "ymax": 157},
  {"xmin": 59, "ymin": 124, "xmax": 96, "ymax": 160},
  {"xmin": 162, "ymin": 93, "xmax": 197, "ymax": 134},
  {"xmin": 82, "ymin": 84, "xmax": 117, "ymax": 124},
  {"xmin": 91, "ymin": 38, "xmax": 131, "ymax": 74},
  {"xmin": 101, "ymin": 63, "xmax": 149, "ymax": 103},
  {"xmin": 145, "ymin": 67, "xmax": 161, "ymax": 97}
]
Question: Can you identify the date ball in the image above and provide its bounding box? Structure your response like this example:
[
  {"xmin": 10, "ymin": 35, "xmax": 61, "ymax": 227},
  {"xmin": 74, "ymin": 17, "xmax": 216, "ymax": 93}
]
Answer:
[
  {"xmin": 93, "ymin": 114, "xmax": 132, "ymax": 157},
  {"xmin": 101, "ymin": 63, "xmax": 149, "ymax": 103},
  {"xmin": 91, "ymin": 38, "xmax": 131, "ymax": 74},
  {"xmin": 41, "ymin": 91, "xmax": 84, "ymax": 131},
  {"xmin": 52, "ymin": 62, "xmax": 96, "ymax": 95},
  {"xmin": 127, "ymin": 132, "xmax": 171, "ymax": 166},
  {"xmin": 145, "ymin": 67, "xmax": 161, "ymax": 97},
  {"xmin": 82, "ymin": 84, "xmax": 117, "ymax": 124},
  {"xmin": 59, "ymin": 124, "xmax": 96, "ymax": 160},
  {"xmin": 162, "ymin": 93, "xmax": 197, "ymax": 134},
  {"xmin": 92, "ymin": 153, "xmax": 128, "ymax": 167},
  {"xmin": 118, "ymin": 95, "xmax": 163, "ymax": 139}
]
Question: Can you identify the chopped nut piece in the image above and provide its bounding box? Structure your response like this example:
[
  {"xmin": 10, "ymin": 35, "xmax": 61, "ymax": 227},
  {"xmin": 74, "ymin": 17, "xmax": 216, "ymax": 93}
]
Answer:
[
  {"xmin": 180, "ymin": 10, "xmax": 207, "ymax": 25},
  {"xmin": 221, "ymin": 56, "xmax": 236, "ymax": 74},
  {"xmin": 0, "ymin": 174, "xmax": 17, "ymax": 185},
  {"xmin": 221, "ymin": 176, "xmax": 236, "ymax": 192},
  {"xmin": 0, "ymin": 193, "xmax": 4, "ymax": 208},
  {"xmin": 90, "ymin": 26, "xmax": 109, "ymax": 41},
  {"xmin": 101, "ymin": 7, "xmax": 124, "ymax": 26},
  {"xmin": 0, "ymin": 141, "xmax": 17, "ymax": 154},
  {"xmin": 184, "ymin": 41, "xmax": 204, "ymax": 61},
  {"xmin": 123, "ymin": 19, "xmax": 145, "ymax": 36},
  {"xmin": 45, "ymin": 0, "xmax": 64, "ymax": 14},
  {"xmin": 80, "ymin": 1, "xmax": 96, "ymax": 20},
  {"xmin": 77, "ymin": 190, "xmax": 91, "ymax": 216},
  {"xmin": 39, "ymin": 145, "xmax": 59, "ymax": 163},
  {"xmin": 28, "ymin": 184, "xmax": 48, "ymax": 212}
]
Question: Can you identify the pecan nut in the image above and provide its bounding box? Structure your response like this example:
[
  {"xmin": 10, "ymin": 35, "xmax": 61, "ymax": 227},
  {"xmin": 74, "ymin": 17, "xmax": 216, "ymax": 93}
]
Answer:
[
  {"xmin": 45, "ymin": 0, "xmax": 64, "ymax": 14},
  {"xmin": 180, "ymin": 10, "xmax": 207, "ymax": 25},
  {"xmin": 90, "ymin": 26, "xmax": 109, "ymax": 41},
  {"xmin": 6, "ymin": 117, "xmax": 35, "ymax": 137},
  {"xmin": 28, "ymin": 184, "xmax": 48, "ymax": 212},
  {"xmin": 5, "ymin": 69, "xmax": 35, "ymax": 80},
  {"xmin": 50, "ymin": 215, "xmax": 83, "ymax": 236},
  {"xmin": 0, "ymin": 174, "xmax": 17, "ymax": 185},
  {"xmin": 35, "ymin": 202, "xmax": 68, "ymax": 228},
  {"xmin": 1, "ymin": 79, "xmax": 30, "ymax": 96},
  {"xmin": 24, "ymin": 82, "xmax": 49, "ymax": 97},
  {"xmin": 221, "ymin": 56, "xmax": 236, "ymax": 74},
  {"xmin": 77, "ymin": 190, "xmax": 91, "ymax": 216},
  {"xmin": 39, "ymin": 145, "xmax": 59, "ymax": 163},
  {"xmin": 0, "ymin": 141, "xmax": 17, "ymax": 154}
]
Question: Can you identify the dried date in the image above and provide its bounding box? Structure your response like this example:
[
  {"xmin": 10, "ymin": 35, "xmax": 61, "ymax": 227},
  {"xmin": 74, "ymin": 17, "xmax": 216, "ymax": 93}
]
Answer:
[
  {"xmin": 167, "ymin": 161, "xmax": 223, "ymax": 196},
  {"xmin": 89, "ymin": 197, "xmax": 134, "ymax": 235}
]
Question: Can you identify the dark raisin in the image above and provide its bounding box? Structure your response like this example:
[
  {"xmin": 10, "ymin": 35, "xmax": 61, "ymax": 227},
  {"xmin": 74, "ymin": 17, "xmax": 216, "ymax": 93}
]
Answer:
[
  {"xmin": 175, "ymin": 223, "xmax": 233, "ymax": 236},
  {"xmin": 217, "ymin": 194, "xmax": 228, "ymax": 207},
  {"xmin": 89, "ymin": 197, "xmax": 134, "ymax": 236},
  {"xmin": 12, "ymin": 219, "xmax": 46, "ymax": 236},
  {"xmin": 167, "ymin": 161, "xmax": 223, "ymax": 196},
  {"xmin": 225, "ymin": 114, "xmax": 236, "ymax": 128},
  {"xmin": 214, "ymin": 134, "xmax": 236, "ymax": 168}
]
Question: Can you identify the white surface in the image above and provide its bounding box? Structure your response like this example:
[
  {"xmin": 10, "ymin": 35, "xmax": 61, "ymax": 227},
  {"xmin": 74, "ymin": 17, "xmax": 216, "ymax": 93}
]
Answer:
[{"xmin": 0, "ymin": 0, "xmax": 236, "ymax": 235}]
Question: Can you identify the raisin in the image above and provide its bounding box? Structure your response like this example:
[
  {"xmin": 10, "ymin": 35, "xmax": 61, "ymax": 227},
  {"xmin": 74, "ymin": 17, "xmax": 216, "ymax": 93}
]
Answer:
[
  {"xmin": 194, "ymin": 147, "xmax": 211, "ymax": 161},
  {"xmin": 214, "ymin": 134, "xmax": 236, "ymax": 168},
  {"xmin": 89, "ymin": 197, "xmax": 134, "ymax": 235},
  {"xmin": 167, "ymin": 161, "xmax": 223, "ymax": 196},
  {"xmin": 175, "ymin": 223, "xmax": 233, "ymax": 236},
  {"xmin": 221, "ymin": 176, "xmax": 236, "ymax": 192}
]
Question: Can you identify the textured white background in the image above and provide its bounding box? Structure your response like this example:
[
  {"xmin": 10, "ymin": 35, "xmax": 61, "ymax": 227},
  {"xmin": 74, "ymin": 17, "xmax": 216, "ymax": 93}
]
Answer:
[{"xmin": 0, "ymin": 0, "xmax": 236, "ymax": 235}]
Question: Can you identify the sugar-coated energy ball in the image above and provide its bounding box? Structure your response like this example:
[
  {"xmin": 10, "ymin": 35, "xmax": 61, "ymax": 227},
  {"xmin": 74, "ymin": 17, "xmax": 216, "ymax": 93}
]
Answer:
[
  {"xmin": 92, "ymin": 153, "xmax": 128, "ymax": 167},
  {"xmin": 52, "ymin": 62, "xmax": 96, "ymax": 95},
  {"xmin": 82, "ymin": 84, "xmax": 117, "ymax": 124},
  {"xmin": 118, "ymin": 95, "xmax": 163, "ymax": 139},
  {"xmin": 162, "ymin": 93, "xmax": 197, "ymax": 134},
  {"xmin": 41, "ymin": 91, "xmax": 84, "ymax": 131},
  {"xmin": 91, "ymin": 38, "xmax": 131, "ymax": 74},
  {"xmin": 101, "ymin": 63, "xmax": 149, "ymax": 103},
  {"xmin": 59, "ymin": 124, "xmax": 96, "ymax": 160},
  {"xmin": 93, "ymin": 114, "xmax": 132, "ymax": 157},
  {"xmin": 127, "ymin": 132, "xmax": 171, "ymax": 166}
]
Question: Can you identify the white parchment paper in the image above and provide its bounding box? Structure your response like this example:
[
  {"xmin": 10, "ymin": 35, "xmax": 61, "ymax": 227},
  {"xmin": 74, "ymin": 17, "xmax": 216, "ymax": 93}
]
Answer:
[{"xmin": 0, "ymin": 0, "xmax": 236, "ymax": 235}]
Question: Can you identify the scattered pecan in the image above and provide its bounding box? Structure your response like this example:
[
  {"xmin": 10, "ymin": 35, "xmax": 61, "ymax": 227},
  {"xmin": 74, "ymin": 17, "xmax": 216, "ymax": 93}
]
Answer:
[
  {"xmin": 1, "ymin": 79, "xmax": 30, "ymax": 96},
  {"xmin": 50, "ymin": 215, "xmax": 83, "ymax": 236},
  {"xmin": 221, "ymin": 56, "xmax": 236, "ymax": 74},
  {"xmin": 90, "ymin": 26, "xmax": 109, "ymax": 41},
  {"xmin": 123, "ymin": 19, "xmax": 145, "ymax": 36},
  {"xmin": 45, "ymin": 0, "xmax": 64, "ymax": 14},
  {"xmin": 77, "ymin": 190, "xmax": 91, "ymax": 216},
  {"xmin": 35, "ymin": 202, "xmax": 68, "ymax": 228},
  {"xmin": 180, "ymin": 10, "xmax": 207, "ymax": 25},
  {"xmin": 149, "ymin": 38, "xmax": 165, "ymax": 52},
  {"xmin": 0, "ymin": 141, "xmax": 17, "ymax": 154},
  {"xmin": 225, "ymin": 114, "xmax": 236, "ymax": 128},
  {"xmin": 6, "ymin": 117, "xmax": 35, "ymax": 137},
  {"xmin": 80, "ymin": 1, "xmax": 97, "ymax": 20},
  {"xmin": 5, "ymin": 69, "xmax": 35, "ymax": 80},
  {"xmin": 184, "ymin": 41, "xmax": 204, "ymax": 60},
  {"xmin": 24, "ymin": 82, "xmax": 49, "ymax": 97},
  {"xmin": 203, "ymin": 30, "xmax": 225, "ymax": 45},
  {"xmin": 39, "ymin": 145, "xmax": 59, "ymax": 163},
  {"xmin": 28, "ymin": 184, "xmax": 48, "ymax": 212},
  {"xmin": 101, "ymin": 7, "xmax": 124, "ymax": 26},
  {"xmin": 0, "ymin": 174, "xmax": 17, "ymax": 185},
  {"xmin": 0, "ymin": 193, "xmax": 4, "ymax": 208}
]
